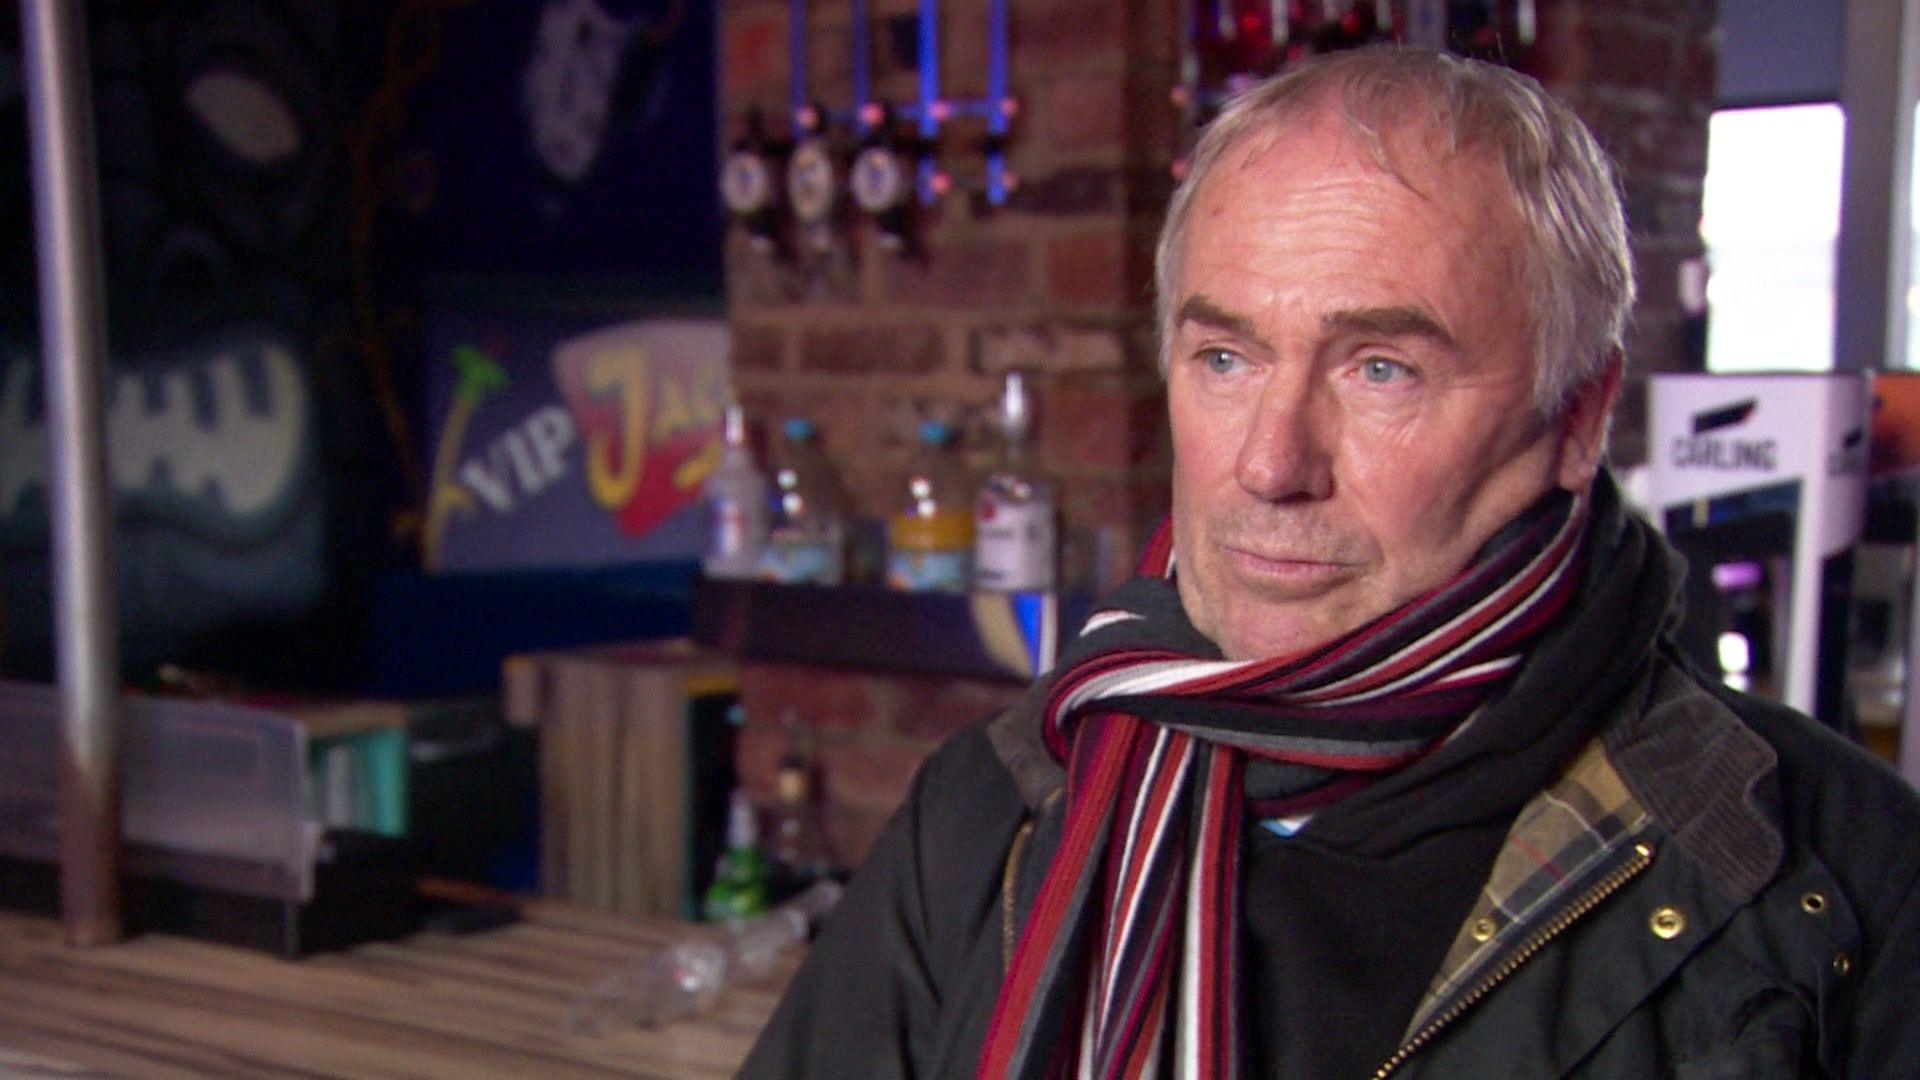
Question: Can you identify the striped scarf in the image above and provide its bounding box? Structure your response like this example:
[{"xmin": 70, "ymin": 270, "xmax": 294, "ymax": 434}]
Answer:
[{"xmin": 978, "ymin": 489, "xmax": 1590, "ymax": 1079}]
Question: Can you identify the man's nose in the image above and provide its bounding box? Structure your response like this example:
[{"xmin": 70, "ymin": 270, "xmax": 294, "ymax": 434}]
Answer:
[{"xmin": 1233, "ymin": 376, "xmax": 1333, "ymax": 502}]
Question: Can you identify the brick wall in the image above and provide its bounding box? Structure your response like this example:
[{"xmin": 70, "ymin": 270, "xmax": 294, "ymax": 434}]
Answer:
[
  {"xmin": 716, "ymin": 0, "xmax": 1714, "ymax": 865},
  {"xmin": 1524, "ymin": 0, "xmax": 1717, "ymax": 466}
]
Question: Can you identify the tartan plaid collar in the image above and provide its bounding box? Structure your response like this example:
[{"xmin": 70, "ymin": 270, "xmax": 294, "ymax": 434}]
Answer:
[{"xmin": 1408, "ymin": 657, "xmax": 1785, "ymax": 1036}]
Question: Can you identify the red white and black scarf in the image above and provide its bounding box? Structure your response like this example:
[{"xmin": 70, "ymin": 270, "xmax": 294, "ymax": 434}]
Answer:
[{"xmin": 979, "ymin": 489, "xmax": 1591, "ymax": 1079}]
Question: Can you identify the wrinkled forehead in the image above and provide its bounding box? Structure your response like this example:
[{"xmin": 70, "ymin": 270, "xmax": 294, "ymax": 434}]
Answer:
[{"xmin": 1223, "ymin": 89, "xmax": 1509, "ymax": 207}]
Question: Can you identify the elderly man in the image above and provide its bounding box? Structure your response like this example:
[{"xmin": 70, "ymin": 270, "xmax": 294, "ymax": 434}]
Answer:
[{"xmin": 742, "ymin": 48, "xmax": 1919, "ymax": 1078}]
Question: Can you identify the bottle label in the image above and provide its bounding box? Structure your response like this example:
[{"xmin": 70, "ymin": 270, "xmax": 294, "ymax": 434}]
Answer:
[
  {"xmin": 886, "ymin": 549, "xmax": 973, "ymax": 592},
  {"xmin": 760, "ymin": 539, "xmax": 842, "ymax": 585},
  {"xmin": 704, "ymin": 498, "xmax": 765, "ymax": 578},
  {"xmin": 976, "ymin": 499, "xmax": 1056, "ymax": 591}
]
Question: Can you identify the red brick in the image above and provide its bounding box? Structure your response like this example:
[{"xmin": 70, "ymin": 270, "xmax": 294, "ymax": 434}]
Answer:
[
  {"xmin": 721, "ymin": 10, "xmax": 786, "ymax": 98},
  {"xmin": 1003, "ymin": 166, "xmax": 1120, "ymax": 217},
  {"xmin": 1058, "ymin": 473, "xmax": 1172, "ymax": 536},
  {"xmin": 726, "ymin": 240, "xmax": 800, "ymax": 306},
  {"xmin": 1582, "ymin": 16, "xmax": 1680, "ymax": 96},
  {"xmin": 819, "ymin": 735, "xmax": 938, "ymax": 814},
  {"xmin": 970, "ymin": 320, "xmax": 1153, "ymax": 376},
  {"xmin": 890, "ymin": 675, "xmax": 1024, "ymax": 740},
  {"xmin": 734, "ymin": 721, "xmax": 792, "ymax": 805},
  {"xmin": 738, "ymin": 663, "xmax": 882, "ymax": 732},
  {"xmin": 802, "ymin": 16, "xmax": 855, "ymax": 103},
  {"xmin": 732, "ymin": 320, "xmax": 788, "ymax": 374},
  {"xmin": 1043, "ymin": 74, "xmax": 1126, "ymax": 154},
  {"xmin": 800, "ymin": 320, "xmax": 945, "ymax": 375},
  {"xmin": 741, "ymin": 384, "xmax": 880, "ymax": 464},
  {"xmin": 823, "ymin": 801, "xmax": 896, "ymax": 868},
  {"xmin": 882, "ymin": 238, "xmax": 1035, "ymax": 308},
  {"xmin": 1015, "ymin": 0, "xmax": 1125, "ymax": 68},
  {"xmin": 1047, "ymin": 230, "xmax": 1144, "ymax": 308},
  {"xmin": 1040, "ymin": 377, "xmax": 1169, "ymax": 470}
]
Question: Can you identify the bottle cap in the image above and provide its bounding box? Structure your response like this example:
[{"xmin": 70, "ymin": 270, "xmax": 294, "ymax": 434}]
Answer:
[
  {"xmin": 784, "ymin": 417, "xmax": 816, "ymax": 442},
  {"xmin": 724, "ymin": 403, "xmax": 749, "ymax": 446},
  {"xmin": 919, "ymin": 420, "xmax": 955, "ymax": 446},
  {"xmin": 999, "ymin": 371, "xmax": 1031, "ymax": 440}
]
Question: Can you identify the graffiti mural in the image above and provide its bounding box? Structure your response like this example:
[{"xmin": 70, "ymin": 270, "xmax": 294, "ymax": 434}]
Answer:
[
  {"xmin": 422, "ymin": 311, "xmax": 727, "ymax": 572},
  {"xmin": 0, "ymin": 3, "xmax": 388, "ymax": 683},
  {"xmin": 392, "ymin": 0, "xmax": 720, "ymax": 287}
]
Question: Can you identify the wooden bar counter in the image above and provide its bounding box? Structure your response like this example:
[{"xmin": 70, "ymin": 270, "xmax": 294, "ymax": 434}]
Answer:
[{"xmin": 0, "ymin": 902, "xmax": 795, "ymax": 1078}]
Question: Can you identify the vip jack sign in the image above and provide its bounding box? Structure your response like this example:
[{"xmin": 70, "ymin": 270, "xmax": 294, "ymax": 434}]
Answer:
[{"xmin": 422, "ymin": 312, "xmax": 730, "ymax": 572}]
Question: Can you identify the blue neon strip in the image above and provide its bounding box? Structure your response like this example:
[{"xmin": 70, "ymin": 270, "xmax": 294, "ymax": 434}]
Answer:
[
  {"xmin": 918, "ymin": 0, "xmax": 939, "ymax": 203},
  {"xmin": 987, "ymin": 0, "xmax": 1007, "ymax": 135},
  {"xmin": 789, "ymin": 0, "xmax": 809, "ymax": 138},
  {"xmin": 985, "ymin": 0, "xmax": 1009, "ymax": 204}
]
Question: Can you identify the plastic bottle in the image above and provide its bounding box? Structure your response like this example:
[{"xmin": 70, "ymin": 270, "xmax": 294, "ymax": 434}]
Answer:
[
  {"xmin": 701, "ymin": 789, "xmax": 769, "ymax": 923},
  {"xmin": 701, "ymin": 404, "xmax": 770, "ymax": 580},
  {"xmin": 974, "ymin": 372, "xmax": 1057, "ymax": 592},
  {"xmin": 764, "ymin": 754, "xmax": 834, "ymax": 902},
  {"xmin": 566, "ymin": 880, "xmax": 843, "ymax": 1035},
  {"xmin": 759, "ymin": 418, "xmax": 848, "ymax": 585},
  {"xmin": 886, "ymin": 420, "xmax": 975, "ymax": 592}
]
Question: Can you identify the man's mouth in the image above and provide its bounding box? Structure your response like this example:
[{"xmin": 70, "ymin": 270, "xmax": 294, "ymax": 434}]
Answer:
[{"xmin": 1221, "ymin": 545, "xmax": 1357, "ymax": 594}]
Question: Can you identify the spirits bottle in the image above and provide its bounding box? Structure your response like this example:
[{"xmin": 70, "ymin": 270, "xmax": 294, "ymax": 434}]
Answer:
[
  {"xmin": 701, "ymin": 404, "xmax": 770, "ymax": 580},
  {"xmin": 974, "ymin": 372, "xmax": 1057, "ymax": 592},
  {"xmin": 760, "ymin": 418, "xmax": 848, "ymax": 585},
  {"xmin": 886, "ymin": 421, "xmax": 975, "ymax": 592}
]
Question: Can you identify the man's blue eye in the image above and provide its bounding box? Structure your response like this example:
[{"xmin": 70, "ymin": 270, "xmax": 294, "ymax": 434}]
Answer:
[
  {"xmin": 1361, "ymin": 357, "xmax": 1410, "ymax": 384},
  {"xmin": 1203, "ymin": 349, "xmax": 1241, "ymax": 375}
]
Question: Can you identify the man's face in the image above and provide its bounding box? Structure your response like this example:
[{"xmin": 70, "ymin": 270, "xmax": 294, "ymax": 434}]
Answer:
[{"xmin": 1166, "ymin": 111, "xmax": 1614, "ymax": 661}]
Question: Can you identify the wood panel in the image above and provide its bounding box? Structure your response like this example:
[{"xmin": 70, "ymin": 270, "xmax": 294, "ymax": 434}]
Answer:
[{"xmin": 0, "ymin": 903, "xmax": 793, "ymax": 1079}]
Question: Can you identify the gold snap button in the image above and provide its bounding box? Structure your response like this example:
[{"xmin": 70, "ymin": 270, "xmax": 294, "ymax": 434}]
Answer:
[
  {"xmin": 1833, "ymin": 952, "xmax": 1853, "ymax": 977},
  {"xmin": 1649, "ymin": 906, "xmax": 1686, "ymax": 940},
  {"xmin": 1801, "ymin": 892, "xmax": 1828, "ymax": 915},
  {"xmin": 1470, "ymin": 917, "xmax": 1497, "ymax": 943}
]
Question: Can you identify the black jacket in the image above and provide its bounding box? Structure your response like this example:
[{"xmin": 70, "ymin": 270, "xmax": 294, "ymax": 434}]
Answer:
[
  {"xmin": 742, "ymin": 475, "xmax": 1920, "ymax": 1080},
  {"xmin": 741, "ymin": 644, "xmax": 1920, "ymax": 1079}
]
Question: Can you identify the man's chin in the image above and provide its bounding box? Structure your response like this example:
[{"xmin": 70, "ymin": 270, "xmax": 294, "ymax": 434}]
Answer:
[{"xmin": 1209, "ymin": 608, "xmax": 1364, "ymax": 663}]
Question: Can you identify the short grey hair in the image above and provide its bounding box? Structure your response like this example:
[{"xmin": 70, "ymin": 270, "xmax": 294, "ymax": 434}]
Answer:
[{"xmin": 1155, "ymin": 47, "xmax": 1635, "ymax": 415}]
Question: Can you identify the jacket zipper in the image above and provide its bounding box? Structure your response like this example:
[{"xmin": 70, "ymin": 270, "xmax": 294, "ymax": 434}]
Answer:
[{"xmin": 1371, "ymin": 839, "xmax": 1657, "ymax": 1080}]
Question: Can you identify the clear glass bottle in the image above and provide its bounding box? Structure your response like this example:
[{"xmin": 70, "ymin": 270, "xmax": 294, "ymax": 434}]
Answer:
[
  {"xmin": 974, "ymin": 372, "xmax": 1057, "ymax": 592},
  {"xmin": 567, "ymin": 880, "xmax": 844, "ymax": 1035},
  {"xmin": 759, "ymin": 418, "xmax": 848, "ymax": 585},
  {"xmin": 701, "ymin": 404, "xmax": 770, "ymax": 580},
  {"xmin": 886, "ymin": 420, "xmax": 975, "ymax": 592}
]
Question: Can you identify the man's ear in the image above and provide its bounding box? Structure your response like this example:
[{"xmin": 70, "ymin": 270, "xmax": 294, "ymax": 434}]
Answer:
[{"xmin": 1556, "ymin": 350, "xmax": 1624, "ymax": 490}]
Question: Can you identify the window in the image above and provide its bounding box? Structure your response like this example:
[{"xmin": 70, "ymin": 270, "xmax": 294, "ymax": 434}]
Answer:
[{"xmin": 1700, "ymin": 103, "xmax": 1846, "ymax": 373}]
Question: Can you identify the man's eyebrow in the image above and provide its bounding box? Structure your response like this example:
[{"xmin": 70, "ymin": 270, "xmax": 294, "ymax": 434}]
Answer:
[
  {"xmin": 1175, "ymin": 295, "xmax": 1263, "ymax": 342},
  {"xmin": 1322, "ymin": 306, "xmax": 1457, "ymax": 349}
]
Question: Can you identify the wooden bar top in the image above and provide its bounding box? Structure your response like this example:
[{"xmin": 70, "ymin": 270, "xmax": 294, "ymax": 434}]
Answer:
[{"xmin": 0, "ymin": 902, "xmax": 796, "ymax": 1078}]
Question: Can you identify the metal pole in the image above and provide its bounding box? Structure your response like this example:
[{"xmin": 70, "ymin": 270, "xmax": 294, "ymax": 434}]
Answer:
[
  {"xmin": 1833, "ymin": 0, "xmax": 1916, "ymax": 374},
  {"xmin": 21, "ymin": 0, "xmax": 124, "ymax": 946}
]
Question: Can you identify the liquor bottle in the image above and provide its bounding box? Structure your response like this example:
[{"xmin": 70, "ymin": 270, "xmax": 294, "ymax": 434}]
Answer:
[
  {"xmin": 974, "ymin": 372, "xmax": 1057, "ymax": 592},
  {"xmin": 701, "ymin": 404, "xmax": 770, "ymax": 580},
  {"xmin": 886, "ymin": 421, "xmax": 975, "ymax": 592},
  {"xmin": 763, "ymin": 754, "xmax": 833, "ymax": 903},
  {"xmin": 702, "ymin": 789, "xmax": 769, "ymax": 923},
  {"xmin": 760, "ymin": 418, "xmax": 848, "ymax": 585}
]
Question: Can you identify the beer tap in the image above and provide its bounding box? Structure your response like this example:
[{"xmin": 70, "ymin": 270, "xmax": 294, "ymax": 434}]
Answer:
[
  {"xmin": 720, "ymin": 108, "xmax": 790, "ymax": 256},
  {"xmin": 851, "ymin": 103, "xmax": 917, "ymax": 253}
]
